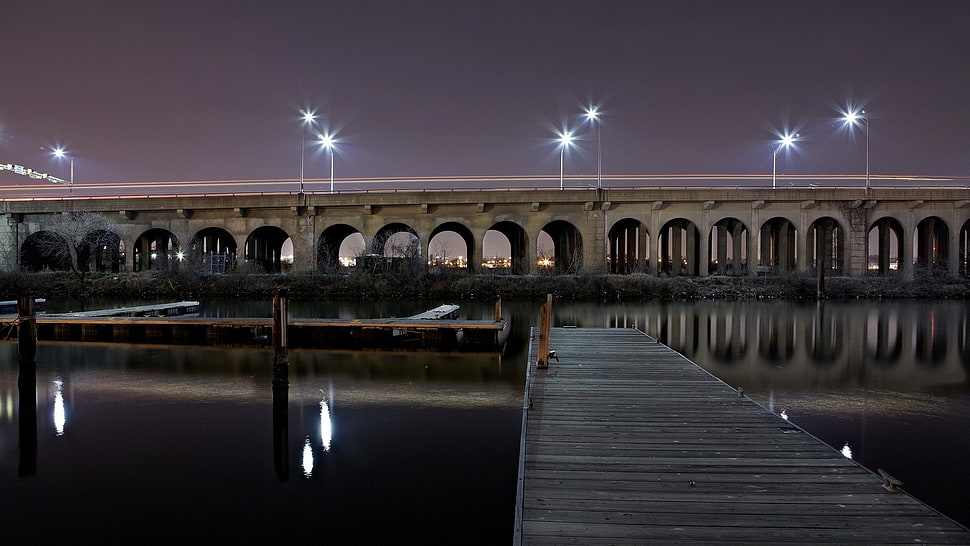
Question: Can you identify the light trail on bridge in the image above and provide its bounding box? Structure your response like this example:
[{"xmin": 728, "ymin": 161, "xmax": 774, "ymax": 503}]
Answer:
[{"xmin": 1, "ymin": 173, "xmax": 967, "ymax": 200}]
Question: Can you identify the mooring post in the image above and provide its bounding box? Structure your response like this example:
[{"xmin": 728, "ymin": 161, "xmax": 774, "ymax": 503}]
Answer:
[
  {"xmin": 272, "ymin": 290, "xmax": 288, "ymax": 386},
  {"xmin": 536, "ymin": 293, "xmax": 552, "ymax": 368},
  {"xmin": 494, "ymin": 297, "xmax": 503, "ymax": 322},
  {"xmin": 17, "ymin": 296, "xmax": 37, "ymax": 366}
]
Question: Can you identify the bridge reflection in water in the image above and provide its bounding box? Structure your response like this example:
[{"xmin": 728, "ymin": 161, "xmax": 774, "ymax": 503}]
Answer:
[{"xmin": 572, "ymin": 300, "xmax": 969, "ymax": 391}]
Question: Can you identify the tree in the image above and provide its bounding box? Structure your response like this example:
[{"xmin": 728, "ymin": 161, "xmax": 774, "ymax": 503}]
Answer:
[{"xmin": 32, "ymin": 211, "xmax": 120, "ymax": 282}]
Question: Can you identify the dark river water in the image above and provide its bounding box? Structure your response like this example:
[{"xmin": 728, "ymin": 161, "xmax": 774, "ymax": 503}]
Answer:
[{"xmin": 2, "ymin": 298, "xmax": 968, "ymax": 541}]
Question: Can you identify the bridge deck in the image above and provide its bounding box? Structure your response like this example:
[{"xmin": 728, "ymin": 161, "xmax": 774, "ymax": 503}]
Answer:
[{"xmin": 514, "ymin": 327, "xmax": 969, "ymax": 544}]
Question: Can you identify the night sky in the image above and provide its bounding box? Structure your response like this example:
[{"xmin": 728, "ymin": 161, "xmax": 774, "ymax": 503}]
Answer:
[{"xmin": 2, "ymin": 0, "xmax": 968, "ymax": 185}]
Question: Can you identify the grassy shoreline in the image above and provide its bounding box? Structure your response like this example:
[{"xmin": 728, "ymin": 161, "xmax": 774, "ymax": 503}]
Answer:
[{"xmin": 2, "ymin": 270, "xmax": 968, "ymax": 303}]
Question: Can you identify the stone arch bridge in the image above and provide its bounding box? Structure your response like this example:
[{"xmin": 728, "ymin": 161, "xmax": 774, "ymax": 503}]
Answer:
[{"xmin": 3, "ymin": 186, "xmax": 969, "ymax": 279}]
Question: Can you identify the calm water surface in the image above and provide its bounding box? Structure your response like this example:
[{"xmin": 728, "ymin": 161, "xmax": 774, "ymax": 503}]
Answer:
[{"xmin": 2, "ymin": 298, "xmax": 968, "ymax": 541}]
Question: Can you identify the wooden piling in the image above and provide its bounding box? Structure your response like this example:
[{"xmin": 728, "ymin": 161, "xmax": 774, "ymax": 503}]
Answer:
[
  {"xmin": 17, "ymin": 296, "xmax": 37, "ymax": 365},
  {"xmin": 536, "ymin": 293, "xmax": 552, "ymax": 368},
  {"xmin": 494, "ymin": 297, "xmax": 503, "ymax": 321},
  {"xmin": 272, "ymin": 291, "xmax": 288, "ymax": 386}
]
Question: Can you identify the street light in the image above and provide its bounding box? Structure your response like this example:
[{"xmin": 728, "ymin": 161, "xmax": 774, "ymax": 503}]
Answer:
[
  {"xmin": 52, "ymin": 147, "xmax": 74, "ymax": 191},
  {"xmin": 772, "ymin": 133, "xmax": 796, "ymax": 189},
  {"xmin": 558, "ymin": 131, "xmax": 573, "ymax": 190},
  {"xmin": 319, "ymin": 134, "xmax": 336, "ymax": 194},
  {"xmin": 584, "ymin": 107, "xmax": 602, "ymax": 189},
  {"xmin": 842, "ymin": 109, "xmax": 870, "ymax": 191},
  {"xmin": 299, "ymin": 110, "xmax": 316, "ymax": 193}
]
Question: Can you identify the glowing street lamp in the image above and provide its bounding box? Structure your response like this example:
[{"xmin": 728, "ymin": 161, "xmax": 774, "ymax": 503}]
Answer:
[
  {"xmin": 299, "ymin": 110, "xmax": 316, "ymax": 193},
  {"xmin": 584, "ymin": 107, "xmax": 602, "ymax": 189},
  {"xmin": 772, "ymin": 133, "xmax": 797, "ymax": 189},
  {"xmin": 842, "ymin": 109, "xmax": 870, "ymax": 191},
  {"xmin": 319, "ymin": 134, "xmax": 336, "ymax": 194},
  {"xmin": 558, "ymin": 131, "xmax": 573, "ymax": 190},
  {"xmin": 52, "ymin": 147, "xmax": 74, "ymax": 185}
]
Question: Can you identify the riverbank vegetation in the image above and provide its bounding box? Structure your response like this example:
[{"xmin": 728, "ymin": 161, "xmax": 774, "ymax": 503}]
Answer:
[{"xmin": 2, "ymin": 270, "xmax": 967, "ymax": 303}]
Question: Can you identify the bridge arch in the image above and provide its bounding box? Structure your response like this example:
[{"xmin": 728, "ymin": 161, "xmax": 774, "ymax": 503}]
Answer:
[
  {"xmin": 914, "ymin": 216, "xmax": 949, "ymax": 276},
  {"xmin": 429, "ymin": 222, "xmax": 473, "ymax": 271},
  {"xmin": 488, "ymin": 221, "xmax": 529, "ymax": 274},
  {"xmin": 608, "ymin": 218, "xmax": 648, "ymax": 274},
  {"xmin": 868, "ymin": 217, "xmax": 904, "ymax": 275},
  {"xmin": 759, "ymin": 217, "xmax": 798, "ymax": 274},
  {"xmin": 373, "ymin": 223, "xmax": 419, "ymax": 257},
  {"xmin": 190, "ymin": 227, "xmax": 237, "ymax": 273},
  {"xmin": 20, "ymin": 231, "xmax": 71, "ymax": 272},
  {"xmin": 540, "ymin": 220, "xmax": 583, "ymax": 274},
  {"xmin": 245, "ymin": 226, "xmax": 290, "ymax": 273},
  {"xmin": 708, "ymin": 217, "xmax": 748, "ymax": 275},
  {"xmin": 658, "ymin": 218, "xmax": 700, "ymax": 275},
  {"xmin": 80, "ymin": 229, "xmax": 124, "ymax": 273},
  {"xmin": 317, "ymin": 224, "xmax": 361, "ymax": 272},
  {"xmin": 808, "ymin": 216, "xmax": 845, "ymax": 277},
  {"xmin": 133, "ymin": 229, "xmax": 181, "ymax": 272}
]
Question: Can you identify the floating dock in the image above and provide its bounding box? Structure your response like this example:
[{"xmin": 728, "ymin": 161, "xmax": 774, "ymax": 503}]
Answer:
[
  {"xmin": 43, "ymin": 300, "xmax": 201, "ymax": 318},
  {"xmin": 514, "ymin": 327, "xmax": 969, "ymax": 544},
  {"xmin": 0, "ymin": 298, "xmax": 46, "ymax": 316},
  {"xmin": 2, "ymin": 302, "xmax": 507, "ymax": 352}
]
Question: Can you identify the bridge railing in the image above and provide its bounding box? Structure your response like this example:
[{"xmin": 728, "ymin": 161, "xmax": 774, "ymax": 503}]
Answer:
[{"xmin": 2, "ymin": 174, "xmax": 969, "ymax": 201}]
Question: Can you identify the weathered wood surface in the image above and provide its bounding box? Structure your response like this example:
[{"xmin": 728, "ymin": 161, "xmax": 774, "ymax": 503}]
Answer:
[
  {"xmin": 405, "ymin": 304, "xmax": 460, "ymax": 320},
  {"xmin": 515, "ymin": 327, "xmax": 970, "ymax": 545},
  {"xmin": 43, "ymin": 300, "xmax": 201, "ymax": 317},
  {"xmin": 27, "ymin": 315, "xmax": 503, "ymax": 330}
]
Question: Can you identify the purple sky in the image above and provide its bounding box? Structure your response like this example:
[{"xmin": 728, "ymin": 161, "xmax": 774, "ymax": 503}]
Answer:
[{"xmin": 2, "ymin": 0, "xmax": 968, "ymax": 185}]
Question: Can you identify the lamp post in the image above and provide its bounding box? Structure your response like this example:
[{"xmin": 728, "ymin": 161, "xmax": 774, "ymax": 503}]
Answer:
[
  {"xmin": 558, "ymin": 131, "xmax": 573, "ymax": 190},
  {"xmin": 843, "ymin": 110, "xmax": 870, "ymax": 191},
  {"xmin": 299, "ymin": 110, "xmax": 316, "ymax": 193},
  {"xmin": 320, "ymin": 134, "xmax": 335, "ymax": 194},
  {"xmin": 54, "ymin": 148, "xmax": 74, "ymax": 190},
  {"xmin": 585, "ymin": 107, "xmax": 602, "ymax": 189},
  {"xmin": 772, "ymin": 133, "xmax": 796, "ymax": 189}
]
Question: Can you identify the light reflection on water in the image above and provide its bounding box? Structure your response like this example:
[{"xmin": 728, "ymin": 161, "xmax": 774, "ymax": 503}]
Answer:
[
  {"xmin": 0, "ymin": 327, "xmax": 526, "ymax": 542},
  {"xmin": 1, "ymin": 298, "xmax": 968, "ymax": 537}
]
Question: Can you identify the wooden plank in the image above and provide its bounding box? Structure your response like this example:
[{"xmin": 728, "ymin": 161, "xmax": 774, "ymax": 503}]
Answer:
[
  {"xmin": 33, "ymin": 315, "xmax": 505, "ymax": 330},
  {"xmin": 43, "ymin": 300, "xmax": 200, "ymax": 317},
  {"xmin": 514, "ymin": 327, "xmax": 970, "ymax": 544},
  {"xmin": 404, "ymin": 304, "xmax": 460, "ymax": 320}
]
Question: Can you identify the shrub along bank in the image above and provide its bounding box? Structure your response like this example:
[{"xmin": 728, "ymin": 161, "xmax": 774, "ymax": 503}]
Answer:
[{"xmin": 2, "ymin": 270, "xmax": 967, "ymax": 303}]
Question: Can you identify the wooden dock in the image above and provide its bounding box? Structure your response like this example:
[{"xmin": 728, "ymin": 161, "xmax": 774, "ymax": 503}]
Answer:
[
  {"xmin": 515, "ymin": 327, "xmax": 970, "ymax": 544},
  {"xmin": 43, "ymin": 300, "xmax": 201, "ymax": 318},
  {"xmin": 1, "ymin": 302, "xmax": 506, "ymax": 352}
]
